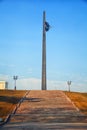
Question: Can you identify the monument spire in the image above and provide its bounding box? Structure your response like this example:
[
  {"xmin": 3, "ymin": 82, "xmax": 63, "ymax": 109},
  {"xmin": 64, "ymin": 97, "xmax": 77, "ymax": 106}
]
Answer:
[{"xmin": 42, "ymin": 11, "xmax": 50, "ymax": 90}]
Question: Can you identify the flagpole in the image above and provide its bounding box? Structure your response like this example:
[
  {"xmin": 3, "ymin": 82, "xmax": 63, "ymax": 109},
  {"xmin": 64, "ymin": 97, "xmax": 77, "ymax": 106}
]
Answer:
[{"xmin": 42, "ymin": 11, "xmax": 47, "ymax": 90}]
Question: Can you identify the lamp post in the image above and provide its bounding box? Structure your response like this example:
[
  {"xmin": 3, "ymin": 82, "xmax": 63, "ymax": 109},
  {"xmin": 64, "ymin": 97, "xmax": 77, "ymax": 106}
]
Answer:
[
  {"xmin": 42, "ymin": 11, "xmax": 50, "ymax": 90},
  {"xmin": 67, "ymin": 81, "xmax": 72, "ymax": 92},
  {"xmin": 13, "ymin": 76, "xmax": 18, "ymax": 90}
]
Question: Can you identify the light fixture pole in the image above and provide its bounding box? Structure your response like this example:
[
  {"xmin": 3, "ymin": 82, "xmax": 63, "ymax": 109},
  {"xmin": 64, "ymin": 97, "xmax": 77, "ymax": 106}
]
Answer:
[
  {"xmin": 67, "ymin": 81, "xmax": 72, "ymax": 92},
  {"xmin": 13, "ymin": 76, "xmax": 18, "ymax": 90},
  {"xmin": 42, "ymin": 11, "xmax": 50, "ymax": 90}
]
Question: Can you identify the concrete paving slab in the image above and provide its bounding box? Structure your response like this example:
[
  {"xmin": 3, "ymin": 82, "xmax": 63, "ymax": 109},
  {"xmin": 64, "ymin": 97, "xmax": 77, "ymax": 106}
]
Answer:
[
  {"xmin": 0, "ymin": 90, "xmax": 87, "ymax": 130},
  {"xmin": 1, "ymin": 123, "xmax": 87, "ymax": 130}
]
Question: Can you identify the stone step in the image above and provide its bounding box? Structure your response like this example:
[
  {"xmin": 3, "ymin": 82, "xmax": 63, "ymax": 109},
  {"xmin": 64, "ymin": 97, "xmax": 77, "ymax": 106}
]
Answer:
[
  {"xmin": 2, "ymin": 123, "xmax": 87, "ymax": 130},
  {"xmin": 10, "ymin": 114, "xmax": 87, "ymax": 123},
  {"xmin": 1, "ymin": 91, "xmax": 86, "ymax": 130}
]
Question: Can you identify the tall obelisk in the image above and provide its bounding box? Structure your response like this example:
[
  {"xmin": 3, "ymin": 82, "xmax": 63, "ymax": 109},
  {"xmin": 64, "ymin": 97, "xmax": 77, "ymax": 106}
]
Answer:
[{"xmin": 42, "ymin": 11, "xmax": 47, "ymax": 90}]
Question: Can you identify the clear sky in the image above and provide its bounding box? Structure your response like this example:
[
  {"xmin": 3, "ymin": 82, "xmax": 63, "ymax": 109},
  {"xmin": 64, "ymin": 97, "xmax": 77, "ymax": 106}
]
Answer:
[{"xmin": 0, "ymin": 0, "xmax": 87, "ymax": 92}]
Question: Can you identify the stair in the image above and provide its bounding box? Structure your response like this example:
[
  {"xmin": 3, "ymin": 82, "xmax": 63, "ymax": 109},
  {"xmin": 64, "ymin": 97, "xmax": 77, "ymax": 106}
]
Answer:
[{"xmin": 1, "ymin": 90, "xmax": 87, "ymax": 130}]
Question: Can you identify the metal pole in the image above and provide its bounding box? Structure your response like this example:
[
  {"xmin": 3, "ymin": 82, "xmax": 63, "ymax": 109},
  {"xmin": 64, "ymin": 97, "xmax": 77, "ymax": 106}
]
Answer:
[
  {"xmin": 13, "ymin": 76, "xmax": 18, "ymax": 90},
  {"xmin": 14, "ymin": 80, "xmax": 16, "ymax": 90},
  {"xmin": 42, "ymin": 11, "xmax": 47, "ymax": 90},
  {"xmin": 67, "ymin": 81, "xmax": 72, "ymax": 92}
]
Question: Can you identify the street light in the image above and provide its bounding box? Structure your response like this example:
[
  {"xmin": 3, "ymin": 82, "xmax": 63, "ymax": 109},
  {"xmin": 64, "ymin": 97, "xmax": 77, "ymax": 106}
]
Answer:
[
  {"xmin": 67, "ymin": 81, "xmax": 72, "ymax": 92},
  {"xmin": 13, "ymin": 76, "xmax": 18, "ymax": 90}
]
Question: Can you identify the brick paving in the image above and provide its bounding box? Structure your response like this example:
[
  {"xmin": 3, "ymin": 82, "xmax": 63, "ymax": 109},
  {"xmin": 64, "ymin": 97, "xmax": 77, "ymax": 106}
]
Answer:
[{"xmin": 1, "ymin": 90, "xmax": 87, "ymax": 130}]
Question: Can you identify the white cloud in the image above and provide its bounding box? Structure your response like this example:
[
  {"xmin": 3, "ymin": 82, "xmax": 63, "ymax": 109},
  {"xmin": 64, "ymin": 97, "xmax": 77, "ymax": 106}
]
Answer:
[
  {"xmin": 47, "ymin": 80, "xmax": 67, "ymax": 90},
  {"xmin": 0, "ymin": 63, "xmax": 15, "ymax": 68},
  {"xmin": 0, "ymin": 74, "xmax": 87, "ymax": 92},
  {"xmin": 0, "ymin": 74, "xmax": 10, "ymax": 81},
  {"xmin": 16, "ymin": 78, "xmax": 66, "ymax": 90},
  {"xmin": 17, "ymin": 78, "xmax": 41, "ymax": 90},
  {"xmin": 16, "ymin": 78, "xmax": 87, "ymax": 92},
  {"xmin": 27, "ymin": 68, "xmax": 33, "ymax": 74}
]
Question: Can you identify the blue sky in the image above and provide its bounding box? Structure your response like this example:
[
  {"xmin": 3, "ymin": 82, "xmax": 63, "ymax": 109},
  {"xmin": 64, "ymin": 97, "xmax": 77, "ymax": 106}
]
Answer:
[{"xmin": 0, "ymin": 0, "xmax": 87, "ymax": 92}]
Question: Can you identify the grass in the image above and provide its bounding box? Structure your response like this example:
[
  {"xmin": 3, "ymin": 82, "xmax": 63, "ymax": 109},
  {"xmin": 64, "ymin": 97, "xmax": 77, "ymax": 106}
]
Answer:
[
  {"xmin": 0, "ymin": 90, "xmax": 27, "ymax": 121},
  {"xmin": 64, "ymin": 91, "xmax": 87, "ymax": 115}
]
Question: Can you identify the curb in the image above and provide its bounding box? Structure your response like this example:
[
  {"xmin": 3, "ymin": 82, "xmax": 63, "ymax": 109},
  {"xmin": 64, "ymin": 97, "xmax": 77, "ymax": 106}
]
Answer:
[
  {"xmin": 63, "ymin": 92, "xmax": 80, "ymax": 112},
  {"xmin": 0, "ymin": 90, "xmax": 30, "ymax": 127},
  {"xmin": 12, "ymin": 91, "xmax": 29, "ymax": 114}
]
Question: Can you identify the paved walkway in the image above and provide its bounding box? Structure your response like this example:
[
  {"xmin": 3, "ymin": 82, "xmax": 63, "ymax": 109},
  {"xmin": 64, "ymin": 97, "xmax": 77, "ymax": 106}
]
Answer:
[{"xmin": 1, "ymin": 90, "xmax": 87, "ymax": 130}]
